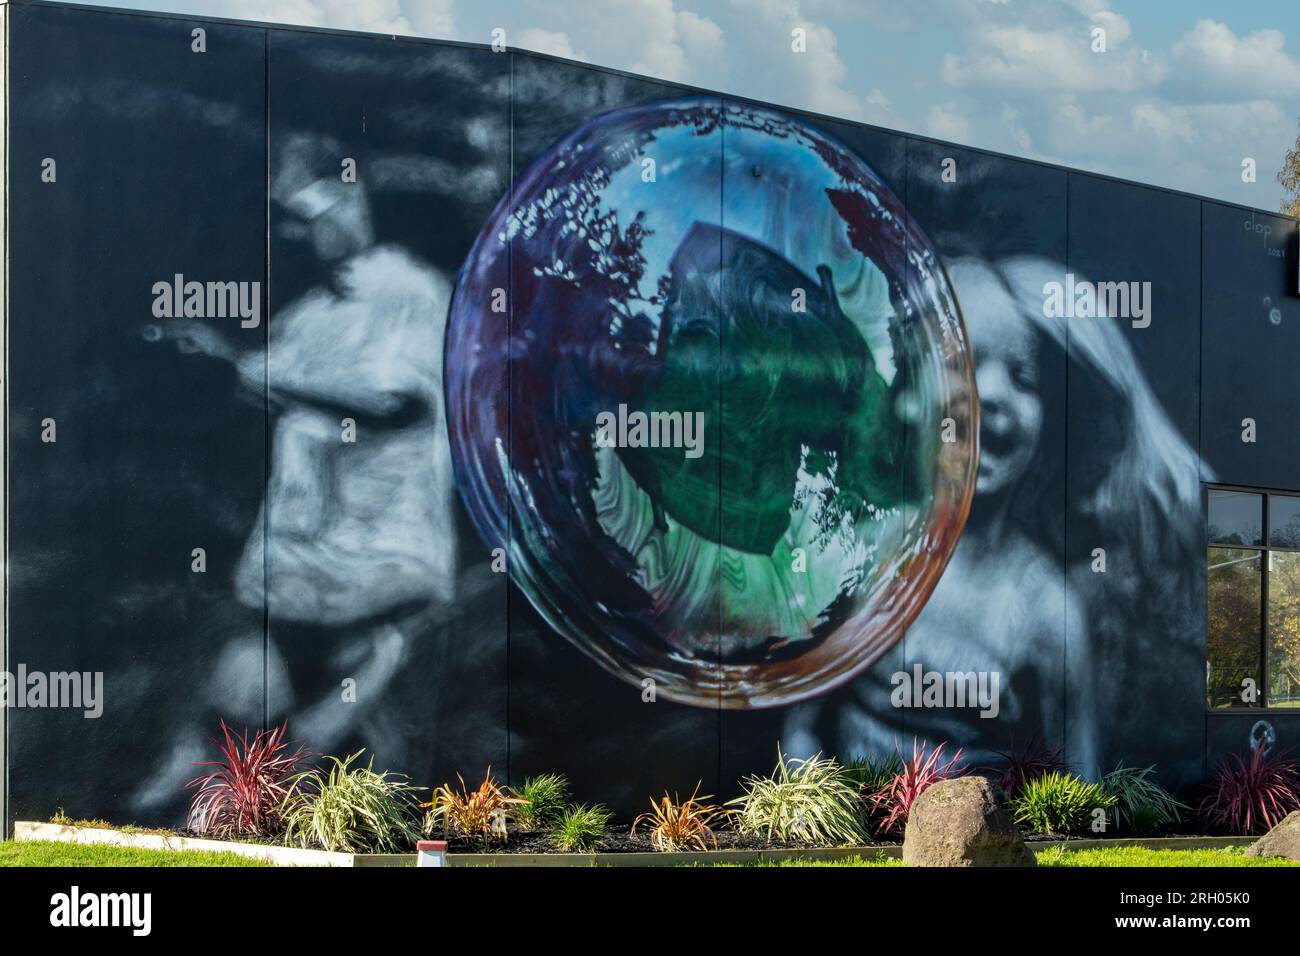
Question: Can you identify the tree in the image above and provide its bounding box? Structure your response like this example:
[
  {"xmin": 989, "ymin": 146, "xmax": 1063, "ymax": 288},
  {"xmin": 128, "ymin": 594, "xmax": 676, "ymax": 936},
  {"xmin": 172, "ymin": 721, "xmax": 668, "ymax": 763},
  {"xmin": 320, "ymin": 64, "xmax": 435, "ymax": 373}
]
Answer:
[
  {"xmin": 1268, "ymin": 553, "xmax": 1300, "ymax": 705},
  {"xmin": 1206, "ymin": 549, "xmax": 1262, "ymax": 707},
  {"xmin": 1281, "ymin": 120, "xmax": 1300, "ymax": 218}
]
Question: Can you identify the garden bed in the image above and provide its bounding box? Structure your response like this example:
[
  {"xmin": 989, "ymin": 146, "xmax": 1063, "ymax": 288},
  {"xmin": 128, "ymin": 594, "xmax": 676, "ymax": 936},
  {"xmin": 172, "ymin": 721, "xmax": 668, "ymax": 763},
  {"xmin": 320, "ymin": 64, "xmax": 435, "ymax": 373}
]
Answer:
[
  {"xmin": 434, "ymin": 835, "xmax": 1254, "ymax": 867},
  {"xmin": 139, "ymin": 722, "xmax": 1298, "ymax": 868},
  {"xmin": 438, "ymin": 821, "xmax": 1250, "ymax": 854},
  {"xmin": 440, "ymin": 822, "xmax": 899, "ymax": 854}
]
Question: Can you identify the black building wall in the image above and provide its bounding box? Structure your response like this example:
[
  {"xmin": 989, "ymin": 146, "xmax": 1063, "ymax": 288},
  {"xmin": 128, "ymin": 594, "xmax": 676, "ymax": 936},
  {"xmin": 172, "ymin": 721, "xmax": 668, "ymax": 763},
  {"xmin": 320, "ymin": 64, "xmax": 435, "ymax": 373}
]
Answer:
[{"xmin": 3, "ymin": 0, "xmax": 1299, "ymax": 827}]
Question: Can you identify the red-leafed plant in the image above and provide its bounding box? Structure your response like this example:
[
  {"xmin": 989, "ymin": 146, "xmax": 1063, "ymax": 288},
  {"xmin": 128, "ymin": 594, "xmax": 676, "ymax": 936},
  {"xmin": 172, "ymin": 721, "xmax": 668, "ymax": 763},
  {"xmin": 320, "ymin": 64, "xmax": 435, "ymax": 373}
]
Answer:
[
  {"xmin": 1196, "ymin": 747, "xmax": 1300, "ymax": 835},
  {"xmin": 186, "ymin": 720, "xmax": 311, "ymax": 839},
  {"xmin": 982, "ymin": 736, "xmax": 1067, "ymax": 801},
  {"xmin": 869, "ymin": 739, "xmax": 965, "ymax": 835}
]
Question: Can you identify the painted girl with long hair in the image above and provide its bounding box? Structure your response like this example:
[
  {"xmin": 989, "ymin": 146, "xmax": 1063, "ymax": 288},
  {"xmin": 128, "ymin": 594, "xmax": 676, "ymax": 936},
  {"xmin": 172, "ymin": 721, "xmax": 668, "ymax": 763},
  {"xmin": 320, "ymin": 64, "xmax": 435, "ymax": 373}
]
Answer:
[{"xmin": 784, "ymin": 254, "xmax": 1205, "ymax": 788}]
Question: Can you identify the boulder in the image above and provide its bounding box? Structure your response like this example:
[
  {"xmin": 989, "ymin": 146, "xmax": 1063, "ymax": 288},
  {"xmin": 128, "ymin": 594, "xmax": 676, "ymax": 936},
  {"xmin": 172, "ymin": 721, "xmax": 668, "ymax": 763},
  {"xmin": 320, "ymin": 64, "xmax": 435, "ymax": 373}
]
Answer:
[
  {"xmin": 1244, "ymin": 811, "xmax": 1300, "ymax": 860},
  {"xmin": 902, "ymin": 776, "xmax": 1036, "ymax": 867}
]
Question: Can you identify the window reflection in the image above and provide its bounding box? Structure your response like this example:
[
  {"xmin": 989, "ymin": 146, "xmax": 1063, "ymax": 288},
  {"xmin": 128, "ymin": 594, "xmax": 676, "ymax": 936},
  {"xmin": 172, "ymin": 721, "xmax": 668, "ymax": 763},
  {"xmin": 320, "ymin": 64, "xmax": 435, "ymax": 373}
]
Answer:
[
  {"xmin": 1208, "ymin": 489, "xmax": 1262, "ymax": 547},
  {"xmin": 1269, "ymin": 495, "xmax": 1300, "ymax": 549},
  {"xmin": 1206, "ymin": 545, "xmax": 1261, "ymax": 709},
  {"xmin": 1268, "ymin": 551, "xmax": 1300, "ymax": 708}
]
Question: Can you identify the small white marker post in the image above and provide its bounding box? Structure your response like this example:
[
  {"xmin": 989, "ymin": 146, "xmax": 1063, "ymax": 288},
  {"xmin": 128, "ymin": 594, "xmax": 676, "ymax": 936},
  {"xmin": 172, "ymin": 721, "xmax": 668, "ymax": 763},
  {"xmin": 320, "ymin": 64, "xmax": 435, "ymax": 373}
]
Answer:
[{"xmin": 417, "ymin": 840, "xmax": 448, "ymax": 868}]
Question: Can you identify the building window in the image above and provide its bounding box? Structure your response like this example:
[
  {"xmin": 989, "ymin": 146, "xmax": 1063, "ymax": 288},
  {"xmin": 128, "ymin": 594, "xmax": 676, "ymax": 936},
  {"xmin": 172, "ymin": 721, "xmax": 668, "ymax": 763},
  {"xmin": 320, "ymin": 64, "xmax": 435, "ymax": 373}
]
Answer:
[{"xmin": 1207, "ymin": 487, "xmax": 1300, "ymax": 709}]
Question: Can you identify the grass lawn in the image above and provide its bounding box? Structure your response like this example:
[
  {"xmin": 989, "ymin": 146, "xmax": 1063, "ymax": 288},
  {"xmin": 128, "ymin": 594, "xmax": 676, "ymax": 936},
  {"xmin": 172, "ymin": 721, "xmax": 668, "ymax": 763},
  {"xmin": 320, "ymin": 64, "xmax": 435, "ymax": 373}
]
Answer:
[
  {"xmin": 698, "ymin": 846, "xmax": 1295, "ymax": 867},
  {"xmin": 712, "ymin": 852, "xmax": 905, "ymax": 867},
  {"xmin": 0, "ymin": 840, "xmax": 271, "ymax": 867},
  {"xmin": 1035, "ymin": 845, "xmax": 1295, "ymax": 867},
  {"xmin": 4, "ymin": 840, "xmax": 1293, "ymax": 868}
]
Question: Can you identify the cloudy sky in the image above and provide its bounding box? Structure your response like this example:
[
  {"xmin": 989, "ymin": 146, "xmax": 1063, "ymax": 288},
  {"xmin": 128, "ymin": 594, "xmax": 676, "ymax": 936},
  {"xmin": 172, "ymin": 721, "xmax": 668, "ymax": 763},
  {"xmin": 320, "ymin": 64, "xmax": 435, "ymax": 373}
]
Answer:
[{"xmin": 79, "ymin": 0, "xmax": 1300, "ymax": 211}]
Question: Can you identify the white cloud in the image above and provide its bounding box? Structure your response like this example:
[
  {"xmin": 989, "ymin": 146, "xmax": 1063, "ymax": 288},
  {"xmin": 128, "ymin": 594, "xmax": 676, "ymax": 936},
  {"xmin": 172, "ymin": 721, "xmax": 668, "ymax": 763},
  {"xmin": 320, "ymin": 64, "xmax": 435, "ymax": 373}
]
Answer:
[
  {"xmin": 222, "ymin": 0, "xmax": 413, "ymax": 34},
  {"xmin": 512, "ymin": 0, "xmax": 725, "ymax": 87},
  {"xmin": 925, "ymin": 103, "xmax": 971, "ymax": 142},
  {"xmin": 625, "ymin": 0, "xmax": 726, "ymax": 82},
  {"xmin": 218, "ymin": 0, "xmax": 454, "ymax": 38},
  {"xmin": 799, "ymin": 21, "xmax": 863, "ymax": 116},
  {"xmin": 515, "ymin": 28, "xmax": 584, "ymax": 61},
  {"xmin": 402, "ymin": 0, "xmax": 456, "ymax": 38},
  {"xmin": 1000, "ymin": 106, "xmax": 1033, "ymax": 152},
  {"xmin": 678, "ymin": 10, "xmax": 728, "ymax": 63},
  {"xmin": 726, "ymin": 0, "xmax": 863, "ymax": 118},
  {"xmin": 1050, "ymin": 96, "xmax": 1115, "ymax": 141},
  {"xmin": 1130, "ymin": 101, "xmax": 1196, "ymax": 144},
  {"xmin": 862, "ymin": 86, "xmax": 892, "ymax": 124},
  {"xmin": 941, "ymin": 14, "xmax": 1162, "ymax": 94},
  {"xmin": 1170, "ymin": 19, "xmax": 1300, "ymax": 100},
  {"xmin": 919, "ymin": 0, "xmax": 1299, "ymax": 208},
  {"xmin": 864, "ymin": 87, "xmax": 891, "ymax": 109}
]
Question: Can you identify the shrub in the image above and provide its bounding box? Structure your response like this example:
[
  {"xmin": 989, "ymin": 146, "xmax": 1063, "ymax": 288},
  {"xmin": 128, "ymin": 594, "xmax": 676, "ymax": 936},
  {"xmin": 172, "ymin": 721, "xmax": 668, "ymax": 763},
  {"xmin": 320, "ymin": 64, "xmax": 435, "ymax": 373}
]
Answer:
[
  {"xmin": 1197, "ymin": 748, "xmax": 1300, "ymax": 835},
  {"xmin": 869, "ymin": 739, "xmax": 965, "ymax": 835},
  {"xmin": 553, "ymin": 803, "xmax": 612, "ymax": 852},
  {"xmin": 509, "ymin": 774, "xmax": 571, "ymax": 830},
  {"xmin": 728, "ymin": 749, "xmax": 866, "ymax": 846},
  {"xmin": 982, "ymin": 736, "xmax": 1066, "ymax": 801},
  {"xmin": 425, "ymin": 769, "xmax": 525, "ymax": 843},
  {"xmin": 279, "ymin": 750, "xmax": 423, "ymax": 853},
  {"xmin": 632, "ymin": 783, "xmax": 725, "ymax": 852},
  {"xmin": 843, "ymin": 753, "xmax": 904, "ymax": 797},
  {"xmin": 1010, "ymin": 771, "xmax": 1114, "ymax": 835},
  {"xmin": 185, "ymin": 721, "xmax": 310, "ymax": 840},
  {"xmin": 1101, "ymin": 764, "xmax": 1187, "ymax": 833}
]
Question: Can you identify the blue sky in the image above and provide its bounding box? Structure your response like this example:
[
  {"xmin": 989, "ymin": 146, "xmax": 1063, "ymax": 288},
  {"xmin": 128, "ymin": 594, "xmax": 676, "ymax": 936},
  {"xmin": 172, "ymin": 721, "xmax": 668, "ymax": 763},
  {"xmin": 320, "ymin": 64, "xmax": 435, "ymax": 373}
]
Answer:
[{"xmin": 76, "ymin": 0, "xmax": 1300, "ymax": 211}]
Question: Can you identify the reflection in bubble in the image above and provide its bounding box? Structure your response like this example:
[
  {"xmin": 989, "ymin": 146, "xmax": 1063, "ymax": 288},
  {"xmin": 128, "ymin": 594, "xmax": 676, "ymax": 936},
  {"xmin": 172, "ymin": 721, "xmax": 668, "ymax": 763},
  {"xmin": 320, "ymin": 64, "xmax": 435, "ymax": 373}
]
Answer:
[{"xmin": 446, "ymin": 99, "xmax": 978, "ymax": 708}]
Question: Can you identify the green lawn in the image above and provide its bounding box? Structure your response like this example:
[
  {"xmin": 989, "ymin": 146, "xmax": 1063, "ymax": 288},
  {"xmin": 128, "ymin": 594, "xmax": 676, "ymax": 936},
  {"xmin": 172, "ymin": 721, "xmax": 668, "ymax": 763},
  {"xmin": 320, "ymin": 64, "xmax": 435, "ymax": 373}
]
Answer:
[
  {"xmin": 698, "ymin": 852, "xmax": 903, "ymax": 867},
  {"xmin": 697, "ymin": 846, "xmax": 1295, "ymax": 867},
  {"xmin": 1035, "ymin": 845, "xmax": 1295, "ymax": 867},
  {"xmin": 0, "ymin": 840, "xmax": 271, "ymax": 867}
]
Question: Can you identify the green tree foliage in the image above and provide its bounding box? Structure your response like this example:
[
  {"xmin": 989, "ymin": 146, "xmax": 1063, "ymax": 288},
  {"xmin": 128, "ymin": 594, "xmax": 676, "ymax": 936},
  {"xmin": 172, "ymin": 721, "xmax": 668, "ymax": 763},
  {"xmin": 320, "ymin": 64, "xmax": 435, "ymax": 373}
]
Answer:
[{"xmin": 1280, "ymin": 120, "xmax": 1300, "ymax": 218}]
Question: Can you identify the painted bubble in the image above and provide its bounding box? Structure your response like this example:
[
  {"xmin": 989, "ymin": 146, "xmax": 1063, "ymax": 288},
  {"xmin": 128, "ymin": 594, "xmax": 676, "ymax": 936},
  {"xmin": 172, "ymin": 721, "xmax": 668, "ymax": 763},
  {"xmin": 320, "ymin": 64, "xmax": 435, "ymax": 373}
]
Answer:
[{"xmin": 446, "ymin": 98, "xmax": 978, "ymax": 708}]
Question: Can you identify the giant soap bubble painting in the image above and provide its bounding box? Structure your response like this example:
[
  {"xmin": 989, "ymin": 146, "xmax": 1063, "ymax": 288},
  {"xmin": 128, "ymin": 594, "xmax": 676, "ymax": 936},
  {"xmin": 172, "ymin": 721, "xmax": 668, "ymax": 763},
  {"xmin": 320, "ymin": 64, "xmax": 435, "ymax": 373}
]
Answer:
[{"xmin": 447, "ymin": 100, "xmax": 978, "ymax": 708}]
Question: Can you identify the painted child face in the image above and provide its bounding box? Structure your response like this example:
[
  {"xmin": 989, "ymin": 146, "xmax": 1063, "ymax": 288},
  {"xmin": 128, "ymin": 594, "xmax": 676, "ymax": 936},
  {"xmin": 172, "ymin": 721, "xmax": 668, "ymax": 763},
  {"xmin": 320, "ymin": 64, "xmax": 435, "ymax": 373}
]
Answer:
[{"xmin": 950, "ymin": 262, "xmax": 1044, "ymax": 498}]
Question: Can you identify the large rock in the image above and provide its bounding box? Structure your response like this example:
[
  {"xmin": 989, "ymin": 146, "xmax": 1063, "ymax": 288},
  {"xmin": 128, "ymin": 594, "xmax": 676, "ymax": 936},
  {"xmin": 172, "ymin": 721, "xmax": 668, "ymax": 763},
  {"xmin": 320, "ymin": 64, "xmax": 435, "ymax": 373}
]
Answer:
[
  {"xmin": 902, "ymin": 776, "xmax": 1036, "ymax": 867},
  {"xmin": 1244, "ymin": 811, "xmax": 1300, "ymax": 860}
]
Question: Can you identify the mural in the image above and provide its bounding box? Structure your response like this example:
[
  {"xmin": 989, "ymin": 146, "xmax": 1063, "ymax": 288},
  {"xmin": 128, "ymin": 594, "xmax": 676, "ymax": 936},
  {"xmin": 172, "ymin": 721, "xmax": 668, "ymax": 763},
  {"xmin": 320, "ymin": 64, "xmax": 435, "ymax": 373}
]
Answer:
[
  {"xmin": 5, "ymin": 4, "xmax": 1295, "ymax": 824},
  {"xmin": 132, "ymin": 30, "xmax": 515, "ymax": 816}
]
